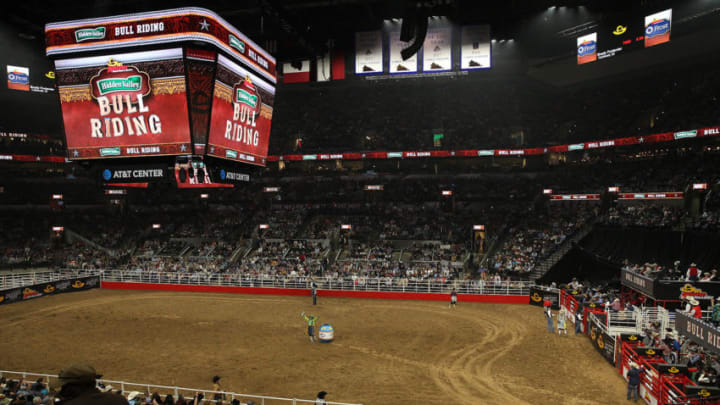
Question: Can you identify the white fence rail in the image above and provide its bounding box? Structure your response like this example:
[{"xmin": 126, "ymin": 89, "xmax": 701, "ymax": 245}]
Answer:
[
  {"xmin": 98, "ymin": 270, "xmax": 534, "ymax": 295},
  {"xmin": 0, "ymin": 370, "xmax": 362, "ymax": 405}
]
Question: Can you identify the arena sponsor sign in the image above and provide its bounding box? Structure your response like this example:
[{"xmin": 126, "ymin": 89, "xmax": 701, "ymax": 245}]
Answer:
[
  {"xmin": 622, "ymin": 270, "xmax": 720, "ymax": 301},
  {"xmin": 577, "ymin": 32, "xmax": 598, "ymax": 65},
  {"xmin": 216, "ymin": 169, "xmax": 250, "ymax": 183},
  {"xmin": 101, "ymin": 166, "xmax": 167, "ymax": 182},
  {"xmin": 529, "ymin": 287, "xmax": 560, "ymax": 310},
  {"xmin": 0, "ymin": 276, "xmax": 99, "ymax": 307},
  {"xmin": 7, "ymin": 65, "xmax": 30, "ymax": 91},
  {"xmin": 644, "ymin": 9, "xmax": 672, "ymax": 48},
  {"xmin": 55, "ymin": 48, "xmax": 192, "ymax": 159},
  {"xmin": 45, "ymin": 8, "xmax": 276, "ymax": 82},
  {"xmin": 207, "ymin": 54, "xmax": 275, "ymax": 166},
  {"xmin": 549, "ymin": 194, "xmax": 601, "ymax": 201},
  {"xmin": 675, "ymin": 311, "xmax": 720, "ymax": 353}
]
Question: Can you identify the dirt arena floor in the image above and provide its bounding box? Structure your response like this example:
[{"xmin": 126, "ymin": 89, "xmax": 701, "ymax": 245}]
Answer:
[{"xmin": 0, "ymin": 289, "xmax": 628, "ymax": 404}]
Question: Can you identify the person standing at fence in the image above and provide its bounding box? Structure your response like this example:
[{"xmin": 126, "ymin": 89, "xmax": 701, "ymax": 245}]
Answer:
[
  {"xmin": 626, "ymin": 362, "xmax": 642, "ymax": 402},
  {"xmin": 302, "ymin": 312, "xmax": 318, "ymax": 343},
  {"xmin": 690, "ymin": 299, "xmax": 703, "ymax": 319},
  {"xmin": 575, "ymin": 308, "xmax": 583, "ymax": 335},
  {"xmin": 211, "ymin": 376, "xmax": 225, "ymax": 403},
  {"xmin": 557, "ymin": 308, "xmax": 567, "ymax": 336},
  {"xmin": 311, "ymin": 280, "xmax": 318, "ymax": 306},
  {"xmin": 450, "ymin": 288, "xmax": 458, "ymax": 308},
  {"xmin": 545, "ymin": 306, "xmax": 554, "ymax": 333},
  {"xmin": 315, "ymin": 391, "xmax": 328, "ymax": 405}
]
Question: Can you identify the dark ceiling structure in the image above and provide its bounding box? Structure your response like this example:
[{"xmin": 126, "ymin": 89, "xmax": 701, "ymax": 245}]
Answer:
[{"xmin": 4, "ymin": 0, "xmax": 676, "ymax": 62}]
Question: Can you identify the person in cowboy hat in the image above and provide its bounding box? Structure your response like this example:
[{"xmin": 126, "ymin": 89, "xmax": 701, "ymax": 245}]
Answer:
[
  {"xmin": 54, "ymin": 364, "xmax": 127, "ymax": 405},
  {"xmin": 690, "ymin": 298, "xmax": 703, "ymax": 319}
]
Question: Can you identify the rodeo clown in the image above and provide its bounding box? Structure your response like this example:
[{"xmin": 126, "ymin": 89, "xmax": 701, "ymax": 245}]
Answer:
[{"xmin": 302, "ymin": 312, "xmax": 318, "ymax": 343}]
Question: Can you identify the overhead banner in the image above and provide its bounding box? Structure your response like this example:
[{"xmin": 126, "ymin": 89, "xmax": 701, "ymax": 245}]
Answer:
[
  {"xmin": 389, "ymin": 31, "xmax": 417, "ymax": 74},
  {"xmin": 55, "ymin": 48, "xmax": 192, "ymax": 159},
  {"xmin": 0, "ymin": 275, "xmax": 100, "ymax": 306},
  {"xmin": 645, "ymin": 9, "xmax": 672, "ymax": 48},
  {"xmin": 207, "ymin": 54, "xmax": 275, "ymax": 166},
  {"xmin": 460, "ymin": 25, "xmax": 491, "ymax": 70},
  {"xmin": 7, "ymin": 65, "xmax": 30, "ymax": 91},
  {"xmin": 355, "ymin": 31, "xmax": 383, "ymax": 74},
  {"xmin": 423, "ymin": 27, "xmax": 452, "ymax": 72},
  {"xmin": 577, "ymin": 32, "xmax": 598, "ymax": 65},
  {"xmin": 282, "ymin": 60, "xmax": 311, "ymax": 84}
]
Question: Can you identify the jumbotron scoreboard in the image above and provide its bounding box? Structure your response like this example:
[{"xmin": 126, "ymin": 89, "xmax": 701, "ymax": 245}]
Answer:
[{"xmin": 44, "ymin": 7, "xmax": 276, "ymax": 187}]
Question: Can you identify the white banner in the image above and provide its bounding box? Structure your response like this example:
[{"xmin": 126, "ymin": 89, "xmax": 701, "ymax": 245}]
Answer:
[
  {"xmin": 422, "ymin": 27, "xmax": 452, "ymax": 72},
  {"xmin": 389, "ymin": 31, "xmax": 417, "ymax": 74},
  {"xmin": 644, "ymin": 8, "xmax": 672, "ymax": 48},
  {"xmin": 460, "ymin": 25, "xmax": 491, "ymax": 70},
  {"xmin": 355, "ymin": 31, "xmax": 383, "ymax": 74},
  {"xmin": 576, "ymin": 32, "xmax": 597, "ymax": 65}
]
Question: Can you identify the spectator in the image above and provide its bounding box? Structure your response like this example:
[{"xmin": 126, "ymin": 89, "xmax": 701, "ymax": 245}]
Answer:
[
  {"xmin": 626, "ymin": 363, "xmax": 642, "ymax": 402},
  {"xmin": 315, "ymin": 391, "xmax": 328, "ymax": 405},
  {"xmin": 54, "ymin": 364, "xmax": 127, "ymax": 405}
]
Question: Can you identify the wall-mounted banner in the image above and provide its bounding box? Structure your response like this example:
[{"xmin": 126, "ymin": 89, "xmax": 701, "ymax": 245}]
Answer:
[
  {"xmin": 645, "ymin": 9, "xmax": 672, "ymax": 48},
  {"xmin": 460, "ymin": 25, "xmax": 491, "ymax": 70},
  {"xmin": 355, "ymin": 31, "xmax": 383, "ymax": 74},
  {"xmin": 0, "ymin": 275, "xmax": 100, "ymax": 306},
  {"xmin": 422, "ymin": 27, "xmax": 452, "ymax": 72},
  {"xmin": 577, "ymin": 32, "xmax": 598, "ymax": 65},
  {"xmin": 389, "ymin": 31, "xmax": 417, "ymax": 74},
  {"xmin": 7, "ymin": 65, "xmax": 30, "ymax": 91}
]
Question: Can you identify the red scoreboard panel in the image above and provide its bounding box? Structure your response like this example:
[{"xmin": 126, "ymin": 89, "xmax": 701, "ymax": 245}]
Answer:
[
  {"xmin": 55, "ymin": 48, "xmax": 191, "ymax": 159},
  {"xmin": 207, "ymin": 54, "xmax": 275, "ymax": 166}
]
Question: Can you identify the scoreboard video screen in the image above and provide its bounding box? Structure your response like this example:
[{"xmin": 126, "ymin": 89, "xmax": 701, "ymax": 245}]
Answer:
[
  {"xmin": 55, "ymin": 48, "xmax": 191, "ymax": 159},
  {"xmin": 207, "ymin": 54, "xmax": 275, "ymax": 166}
]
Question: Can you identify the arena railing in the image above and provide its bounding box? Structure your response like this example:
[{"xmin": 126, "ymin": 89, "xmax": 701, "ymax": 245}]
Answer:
[
  {"xmin": 0, "ymin": 270, "xmax": 97, "ymax": 291},
  {"xmin": 0, "ymin": 370, "xmax": 362, "ymax": 405},
  {"xmin": 97, "ymin": 270, "xmax": 534, "ymax": 295}
]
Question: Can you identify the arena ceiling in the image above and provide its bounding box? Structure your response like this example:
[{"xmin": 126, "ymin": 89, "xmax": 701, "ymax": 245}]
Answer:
[{"xmin": 5, "ymin": 0, "xmax": 674, "ymax": 62}]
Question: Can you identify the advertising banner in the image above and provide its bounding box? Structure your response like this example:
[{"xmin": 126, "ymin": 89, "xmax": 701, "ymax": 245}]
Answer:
[
  {"xmin": 422, "ymin": 27, "xmax": 452, "ymax": 72},
  {"xmin": 645, "ymin": 9, "xmax": 672, "ymax": 48},
  {"xmin": 7, "ymin": 65, "xmax": 30, "ymax": 91},
  {"xmin": 0, "ymin": 275, "xmax": 99, "ymax": 306},
  {"xmin": 355, "ymin": 31, "xmax": 383, "ymax": 74},
  {"xmin": 588, "ymin": 315, "xmax": 616, "ymax": 365},
  {"xmin": 55, "ymin": 48, "xmax": 192, "ymax": 159},
  {"xmin": 460, "ymin": 25, "xmax": 491, "ymax": 70},
  {"xmin": 529, "ymin": 287, "xmax": 560, "ymax": 309},
  {"xmin": 577, "ymin": 32, "xmax": 598, "ymax": 65},
  {"xmin": 675, "ymin": 311, "xmax": 720, "ymax": 353},
  {"xmin": 389, "ymin": 31, "xmax": 417, "ymax": 74},
  {"xmin": 207, "ymin": 54, "xmax": 275, "ymax": 166}
]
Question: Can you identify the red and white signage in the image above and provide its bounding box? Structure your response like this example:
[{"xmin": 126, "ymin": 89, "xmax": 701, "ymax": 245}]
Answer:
[
  {"xmin": 693, "ymin": 183, "xmax": 708, "ymax": 190},
  {"xmin": 55, "ymin": 48, "xmax": 192, "ymax": 159},
  {"xmin": 473, "ymin": 225, "xmax": 485, "ymax": 231},
  {"xmin": 207, "ymin": 55, "xmax": 275, "ymax": 166},
  {"xmin": 259, "ymin": 224, "xmax": 269, "ymax": 229},
  {"xmin": 341, "ymin": 224, "xmax": 352, "ymax": 230},
  {"xmin": 618, "ymin": 192, "xmax": 683, "ymax": 200},
  {"xmin": 549, "ymin": 194, "xmax": 601, "ymax": 201}
]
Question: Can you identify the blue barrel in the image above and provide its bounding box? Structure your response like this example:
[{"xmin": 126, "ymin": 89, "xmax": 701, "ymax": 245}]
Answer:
[{"xmin": 319, "ymin": 323, "xmax": 334, "ymax": 343}]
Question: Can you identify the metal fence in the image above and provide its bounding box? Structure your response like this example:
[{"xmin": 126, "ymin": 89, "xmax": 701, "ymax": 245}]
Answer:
[
  {"xmin": 0, "ymin": 370, "xmax": 362, "ymax": 405},
  {"xmin": 98, "ymin": 270, "xmax": 534, "ymax": 295}
]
